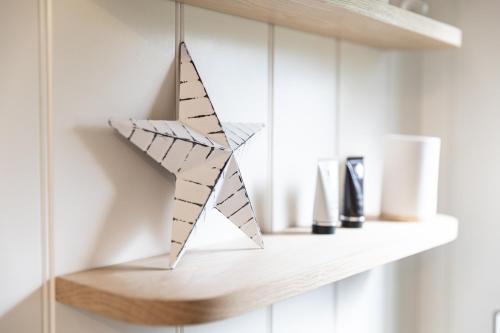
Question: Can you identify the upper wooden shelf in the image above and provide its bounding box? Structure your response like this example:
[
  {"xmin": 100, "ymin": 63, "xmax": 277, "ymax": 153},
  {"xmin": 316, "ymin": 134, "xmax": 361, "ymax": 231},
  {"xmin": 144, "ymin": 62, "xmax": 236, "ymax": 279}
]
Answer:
[
  {"xmin": 178, "ymin": 0, "xmax": 461, "ymax": 49},
  {"xmin": 56, "ymin": 214, "xmax": 458, "ymax": 325}
]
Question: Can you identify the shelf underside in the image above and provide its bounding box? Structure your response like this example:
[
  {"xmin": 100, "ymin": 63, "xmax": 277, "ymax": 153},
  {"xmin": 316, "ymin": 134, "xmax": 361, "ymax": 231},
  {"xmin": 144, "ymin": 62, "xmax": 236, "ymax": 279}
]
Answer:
[
  {"xmin": 56, "ymin": 214, "xmax": 458, "ymax": 325},
  {"xmin": 179, "ymin": 0, "xmax": 461, "ymax": 49}
]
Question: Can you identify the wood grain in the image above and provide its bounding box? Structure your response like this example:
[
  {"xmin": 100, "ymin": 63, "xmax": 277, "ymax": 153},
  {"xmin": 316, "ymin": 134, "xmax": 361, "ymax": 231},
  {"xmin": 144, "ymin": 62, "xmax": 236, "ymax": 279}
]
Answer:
[
  {"xmin": 56, "ymin": 215, "xmax": 457, "ymax": 325},
  {"xmin": 177, "ymin": 0, "xmax": 461, "ymax": 49}
]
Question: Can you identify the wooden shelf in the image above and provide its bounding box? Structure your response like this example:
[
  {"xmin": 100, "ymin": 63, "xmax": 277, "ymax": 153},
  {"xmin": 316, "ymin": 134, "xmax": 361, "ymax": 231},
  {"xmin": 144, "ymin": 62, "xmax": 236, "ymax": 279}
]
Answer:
[
  {"xmin": 178, "ymin": 0, "xmax": 461, "ymax": 49},
  {"xmin": 56, "ymin": 214, "xmax": 457, "ymax": 325}
]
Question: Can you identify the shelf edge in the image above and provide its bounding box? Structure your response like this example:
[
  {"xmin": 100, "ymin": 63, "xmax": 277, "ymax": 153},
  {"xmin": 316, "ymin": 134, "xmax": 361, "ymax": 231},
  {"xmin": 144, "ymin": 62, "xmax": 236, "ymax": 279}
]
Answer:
[{"xmin": 56, "ymin": 216, "xmax": 458, "ymax": 325}]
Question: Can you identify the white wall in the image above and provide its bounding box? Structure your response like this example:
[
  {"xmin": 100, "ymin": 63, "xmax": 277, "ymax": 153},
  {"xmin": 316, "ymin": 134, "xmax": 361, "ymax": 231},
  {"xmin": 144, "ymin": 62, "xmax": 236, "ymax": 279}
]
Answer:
[
  {"xmin": 336, "ymin": 42, "xmax": 420, "ymax": 333},
  {"xmin": 448, "ymin": 2, "xmax": 500, "ymax": 331},
  {"xmin": 0, "ymin": 1, "xmax": 423, "ymax": 332},
  {"xmin": 0, "ymin": 1, "xmax": 44, "ymax": 332},
  {"xmin": 419, "ymin": 1, "xmax": 500, "ymax": 333},
  {"xmin": 272, "ymin": 26, "xmax": 337, "ymax": 231},
  {"xmin": 416, "ymin": 2, "xmax": 456, "ymax": 332}
]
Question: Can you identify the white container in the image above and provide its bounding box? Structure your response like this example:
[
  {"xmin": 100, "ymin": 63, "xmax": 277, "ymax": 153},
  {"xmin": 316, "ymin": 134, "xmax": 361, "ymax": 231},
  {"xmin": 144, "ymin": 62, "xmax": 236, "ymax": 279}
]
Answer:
[
  {"xmin": 313, "ymin": 159, "xmax": 339, "ymax": 232},
  {"xmin": 381, "ymin": 134, "xmax": 441, "ymax": 221}
]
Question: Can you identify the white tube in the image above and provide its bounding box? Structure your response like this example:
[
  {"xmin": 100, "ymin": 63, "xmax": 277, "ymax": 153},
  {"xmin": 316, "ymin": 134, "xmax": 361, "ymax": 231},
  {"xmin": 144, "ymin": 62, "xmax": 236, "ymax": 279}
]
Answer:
[{"xmin": 313, "ymin": 159, "xmax": 339, "ymax": 234}]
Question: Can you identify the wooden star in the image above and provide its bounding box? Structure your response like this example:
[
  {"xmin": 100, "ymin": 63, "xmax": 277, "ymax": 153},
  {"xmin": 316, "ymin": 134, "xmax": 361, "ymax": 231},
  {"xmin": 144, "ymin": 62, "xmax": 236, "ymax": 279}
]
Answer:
[{"xmin": 109, "ymin": 43, "xmax": 264, "ymax": 268}]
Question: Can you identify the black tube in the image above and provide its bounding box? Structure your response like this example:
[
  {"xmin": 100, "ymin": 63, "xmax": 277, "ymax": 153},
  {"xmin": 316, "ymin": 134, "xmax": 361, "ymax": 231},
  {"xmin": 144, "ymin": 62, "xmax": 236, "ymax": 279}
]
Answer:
[{"xmin": 341, "ymin": 157, "xmax": 365, "ymax": 228}]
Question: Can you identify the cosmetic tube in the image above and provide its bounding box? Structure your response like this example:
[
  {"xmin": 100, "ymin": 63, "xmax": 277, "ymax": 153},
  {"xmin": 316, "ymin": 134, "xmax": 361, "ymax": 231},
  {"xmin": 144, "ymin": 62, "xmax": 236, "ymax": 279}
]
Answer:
[
  {"xmin": 312, "ymin": 159, "xmax": 339, "ymax": 234},
  {"xmin": 341, "ymin": 157, "xmax": 365, "ymax": 228}
]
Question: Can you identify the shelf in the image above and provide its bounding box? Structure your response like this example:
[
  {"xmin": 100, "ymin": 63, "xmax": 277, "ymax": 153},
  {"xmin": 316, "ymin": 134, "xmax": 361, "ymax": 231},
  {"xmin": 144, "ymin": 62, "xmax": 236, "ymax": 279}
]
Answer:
[
  {"xmin": 178, "ymin": 0, "xmax": 461, "ymax": 49},
  {"xmin": 56, "ymin": 214, "xmax": 457, "ymax": 325}
]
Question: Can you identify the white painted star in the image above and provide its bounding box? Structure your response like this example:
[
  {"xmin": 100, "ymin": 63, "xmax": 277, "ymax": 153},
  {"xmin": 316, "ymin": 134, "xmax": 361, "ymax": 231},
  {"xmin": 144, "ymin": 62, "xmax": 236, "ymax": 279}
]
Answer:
[{"xmin": 109, "ymin": 43, "xmax": 264, "ymax": 268}]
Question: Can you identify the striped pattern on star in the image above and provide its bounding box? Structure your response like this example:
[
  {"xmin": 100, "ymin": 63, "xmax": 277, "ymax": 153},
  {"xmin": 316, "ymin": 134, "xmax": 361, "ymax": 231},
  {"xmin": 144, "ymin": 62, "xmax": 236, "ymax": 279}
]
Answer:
[
  {"xmin": 222, "ymin": 123, "xmax": 265, "ymax": 151},
  {"xmin": 170, "ymin": 153, "xmax": 231, "ymax": 263},
  {"xmin": 215, "ymin": 156, "xmax": 264, "ymax": 248},
  {"xmin": 179, "ymin": 43, "xmax": 229, "ymax": 148},
  {"xmin": 108, "ymin": 119, "xmax": 229, "ymax": 175}
]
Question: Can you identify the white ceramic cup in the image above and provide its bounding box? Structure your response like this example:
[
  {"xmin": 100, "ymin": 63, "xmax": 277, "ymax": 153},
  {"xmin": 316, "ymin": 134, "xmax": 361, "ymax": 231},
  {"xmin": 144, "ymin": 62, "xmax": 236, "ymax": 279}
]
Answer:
[{"xmin": 381, "ymin": 134, "xmax": 441, "ymax": 221}]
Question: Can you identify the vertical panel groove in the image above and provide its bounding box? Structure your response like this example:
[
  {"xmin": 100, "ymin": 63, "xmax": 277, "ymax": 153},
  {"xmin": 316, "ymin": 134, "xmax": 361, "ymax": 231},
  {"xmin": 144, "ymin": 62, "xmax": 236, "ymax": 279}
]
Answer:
[
  {"xmin": 38, "ymin": 0, "xmax": 54, "ymax": 332},
  {"xmin": 442, "ymin": 35, "xmax": 455, "ymax": 333},
  {"xmin": 334, "ymin": 40, "xmax": 341, "ymax": 158},
  {"xmin": 267, "ymin": 23, "xmax": 275, "ymax": 333},
  {"xmin": 175, "ymin": 2, "xmax": 184, "ymax": 119},
  {"xmin": 38, "ymin": 0, "xmax": 49, "ymax": 332},
  {"xmin": 267, "ymin": 301, "xmax": 274, "ymax": 333},
  {"xmin": 332, "ymin": 38, "xmax": 342, "ymax": 333},
  {"xmin": 267, "ymin": 24, "xmax": 274, "ymax": 234}
]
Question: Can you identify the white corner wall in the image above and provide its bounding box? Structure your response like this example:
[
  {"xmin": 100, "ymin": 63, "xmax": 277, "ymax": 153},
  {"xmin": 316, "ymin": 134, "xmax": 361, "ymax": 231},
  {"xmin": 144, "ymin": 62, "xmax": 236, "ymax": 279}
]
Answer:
[
  {"xmin": 1, "ymin": 1, "xmax": 423, "ymax": 332},
  {"xmin": 0, "ymin": 1, "xmax": 44, "ymax": 333},
  {"xmin": 419, "ymin": 1, "xmax": 500, "ymax": 333}
]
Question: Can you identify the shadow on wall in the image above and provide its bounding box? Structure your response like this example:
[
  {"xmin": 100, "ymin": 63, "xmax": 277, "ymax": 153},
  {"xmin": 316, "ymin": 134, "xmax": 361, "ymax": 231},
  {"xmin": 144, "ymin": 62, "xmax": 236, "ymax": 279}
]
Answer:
[
  {"xmin": 0, "ymin": 288, "xmax": 43, "ymax": 332},
  {"xmin": 0, "ymin": 0, "xmax": 180, "ymax": 331},
  {"xmin": 286, "ymin": 190, "xmax": 299, "ymax": 227},
  {"xmin": 148, "ymin": 57, "xmax": 177, "ymax": 122},
  {"xmin": 74, "ymin": 125, "xmax": 174, "ymax": 269},
  {"xmin": 252, "ymin": 185, "xmax": 268, "ymax": 232},
  {"xmin": 69, "ymin": 0, "xmax": 178, "ymax": 267},
  {"xmin": 56, "ymin": 302, "xmax": 174, "ymax": 333},
  {"xmin": 73, "ymin": 54, "xmax": 177, "ymax": 269},
  {"xmin": 1, "ymin": 285, "xmax": 175, "ymax": 332}
]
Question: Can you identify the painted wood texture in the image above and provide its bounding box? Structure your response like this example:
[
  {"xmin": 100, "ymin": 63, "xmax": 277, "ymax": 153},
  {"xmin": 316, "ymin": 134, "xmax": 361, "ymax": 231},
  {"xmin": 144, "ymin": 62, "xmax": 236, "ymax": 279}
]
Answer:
[
  {"xmin": 272, "ymin": 285, "xmax": 335, "ymax": 333},
  {"xmin": 336, "ymin": 42, "xmax": 423, "ymax": 333},
  {"xmin": 56, "ymin": 215, "xmax": 457, "ymax": 325},
  {"xmin": 421, "ymin": 1, "xmax": 500, "ymax": 332},
  {"xmin": 338, "ymin": 41, "xmax": 391, "ymax": 219},
  {"xmin": 52, "ymin": 0, "xmax": 176, "ymax": 275},
  {"xmin": 0, "ymin": 0, "xmax": 44, "ymax": 332},
  {"xmin": 185, "ymin": 308, "xmax": 268, "ymax": 333},
  {"xmin": 52, "ymin": 0, "xmax": 177, "ymax": 332},
  {"xmin": 178, "ymin": 0, "xmax": 461, "ymax": 49},
  {"xmin": 272, "ymin": 27, "xmax": 337, "ymax": 230}
]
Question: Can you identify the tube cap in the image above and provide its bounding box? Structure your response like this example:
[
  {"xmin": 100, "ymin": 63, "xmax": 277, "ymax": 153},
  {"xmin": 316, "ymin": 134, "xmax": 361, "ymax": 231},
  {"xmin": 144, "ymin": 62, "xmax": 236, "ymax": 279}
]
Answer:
[
  {"xmin": 312, "ymin": 224, "xmax": 336, "ymax": 234},
  {"xmin": 341, "ymin": 221, "xmax": 364, "ymax": 228}
]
